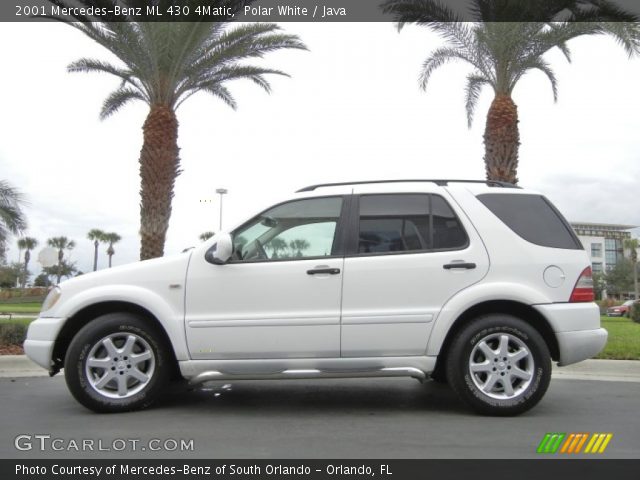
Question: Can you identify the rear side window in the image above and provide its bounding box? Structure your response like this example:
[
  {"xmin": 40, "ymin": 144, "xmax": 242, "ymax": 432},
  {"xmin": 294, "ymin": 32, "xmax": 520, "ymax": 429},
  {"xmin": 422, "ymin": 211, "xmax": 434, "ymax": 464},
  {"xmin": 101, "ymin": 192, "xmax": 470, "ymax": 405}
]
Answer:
[
  {"xmin": 477, "ymin": 193, "xmax": 581, "ymax": 249},
  {"xmin": 357, "ymin": 194, "xmax": 468, "ymax": 254}
]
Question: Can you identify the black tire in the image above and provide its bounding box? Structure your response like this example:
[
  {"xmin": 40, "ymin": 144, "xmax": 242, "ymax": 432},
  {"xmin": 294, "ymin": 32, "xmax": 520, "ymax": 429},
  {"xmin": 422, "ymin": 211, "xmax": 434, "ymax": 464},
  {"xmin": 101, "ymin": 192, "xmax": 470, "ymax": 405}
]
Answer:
[
  {"xmin": 64, "ymin": 313, "xmax": 172, "ymax": 413},
  {"xmin": 446, "ymin": 314, "xmax": 551, "ymax": 416}
]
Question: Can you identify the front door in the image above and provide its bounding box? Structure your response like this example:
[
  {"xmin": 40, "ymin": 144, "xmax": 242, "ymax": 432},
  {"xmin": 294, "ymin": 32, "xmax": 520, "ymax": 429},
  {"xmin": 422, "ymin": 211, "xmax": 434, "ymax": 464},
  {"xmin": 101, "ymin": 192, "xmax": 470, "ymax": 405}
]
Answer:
[
  {"xmin": 340, "ymin": 188, "xmax": 489, "ymax": 357},
  {"xmin": 185, "ymin": 196, "xmax": 347, "ymax": 360}
]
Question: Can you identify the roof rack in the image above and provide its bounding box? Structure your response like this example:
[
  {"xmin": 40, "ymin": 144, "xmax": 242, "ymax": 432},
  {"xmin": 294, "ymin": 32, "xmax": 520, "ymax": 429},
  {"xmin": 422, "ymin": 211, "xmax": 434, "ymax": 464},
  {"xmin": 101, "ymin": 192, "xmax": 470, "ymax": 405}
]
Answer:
[{"xmin": 296, "ymin": 179, "xmax": 519, "ymax": 192}]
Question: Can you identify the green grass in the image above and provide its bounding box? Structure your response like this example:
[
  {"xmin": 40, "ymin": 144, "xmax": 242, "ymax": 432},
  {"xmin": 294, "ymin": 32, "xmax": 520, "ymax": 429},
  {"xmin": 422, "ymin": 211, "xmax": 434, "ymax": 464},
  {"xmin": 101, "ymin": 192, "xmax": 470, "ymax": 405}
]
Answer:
[
  {"xmin": 0, "ymin": 302, "xmax": 42, "ymax": 314},
  {"xmin": 0, "ymin": 317, "xmax": 32, "ymax": 326},
  {"xmin": 597, "ymin": 316, "xmax": 640, "ymax": 360}
]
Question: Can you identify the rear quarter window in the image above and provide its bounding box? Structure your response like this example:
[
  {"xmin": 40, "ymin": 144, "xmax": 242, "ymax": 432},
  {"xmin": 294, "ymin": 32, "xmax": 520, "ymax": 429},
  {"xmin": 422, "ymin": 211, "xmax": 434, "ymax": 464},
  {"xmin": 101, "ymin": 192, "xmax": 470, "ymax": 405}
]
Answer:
[{"xmin": 477, "ymin": 193, "xmax": 582, "ymax": 250}]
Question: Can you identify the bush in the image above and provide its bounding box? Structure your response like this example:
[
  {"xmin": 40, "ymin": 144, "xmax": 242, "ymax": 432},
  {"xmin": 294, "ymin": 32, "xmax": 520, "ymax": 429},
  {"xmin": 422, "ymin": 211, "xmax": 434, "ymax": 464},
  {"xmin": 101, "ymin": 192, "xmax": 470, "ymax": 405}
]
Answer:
[
  {"xmin": 0, "ymin": 287, "xmax": 47, "ymax": 303},
  {"xmin": 632, "ymin": 305, "xmax": 640, "ymax": 324},
  {"xmin": 0, "ymin": 323, "xmax": 28, "ymax": 346}
]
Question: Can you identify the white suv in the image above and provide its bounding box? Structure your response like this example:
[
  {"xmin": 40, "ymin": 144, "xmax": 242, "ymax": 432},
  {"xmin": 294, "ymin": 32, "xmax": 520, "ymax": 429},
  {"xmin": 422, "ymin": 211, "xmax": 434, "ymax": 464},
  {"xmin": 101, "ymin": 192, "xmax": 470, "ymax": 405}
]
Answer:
[{"xmin": 24, "ymin": 180, "xmax": 607, "ymax": 416}]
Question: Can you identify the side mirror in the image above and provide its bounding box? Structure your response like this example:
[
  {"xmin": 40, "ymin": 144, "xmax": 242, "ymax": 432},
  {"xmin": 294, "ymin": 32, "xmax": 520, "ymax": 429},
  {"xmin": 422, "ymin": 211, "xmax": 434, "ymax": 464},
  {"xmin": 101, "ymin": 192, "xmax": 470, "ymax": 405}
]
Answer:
[{"xmin": 204, "ymin": 232, "xmax": 233, "ymax": 265}]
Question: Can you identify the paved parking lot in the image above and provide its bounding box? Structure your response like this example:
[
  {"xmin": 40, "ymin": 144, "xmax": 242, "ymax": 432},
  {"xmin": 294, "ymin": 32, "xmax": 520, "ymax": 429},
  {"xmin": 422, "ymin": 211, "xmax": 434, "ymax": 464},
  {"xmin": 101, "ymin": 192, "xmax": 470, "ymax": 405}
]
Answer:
[{"xmin": 1, "ymin": 375, "xmax": 639, "ymax": 459}]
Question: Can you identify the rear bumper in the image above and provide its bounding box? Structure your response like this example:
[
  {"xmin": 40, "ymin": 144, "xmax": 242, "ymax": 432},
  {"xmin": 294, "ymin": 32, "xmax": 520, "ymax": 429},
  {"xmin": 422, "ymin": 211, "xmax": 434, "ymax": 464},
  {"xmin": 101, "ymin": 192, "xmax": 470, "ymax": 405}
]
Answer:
[
  {"xmin": 534, "ymin": 303, "xmax": 607, "ymax": 366},
  {"xmin": 555, "ymin": 328, "xmax": 608, "ymax": 366}
]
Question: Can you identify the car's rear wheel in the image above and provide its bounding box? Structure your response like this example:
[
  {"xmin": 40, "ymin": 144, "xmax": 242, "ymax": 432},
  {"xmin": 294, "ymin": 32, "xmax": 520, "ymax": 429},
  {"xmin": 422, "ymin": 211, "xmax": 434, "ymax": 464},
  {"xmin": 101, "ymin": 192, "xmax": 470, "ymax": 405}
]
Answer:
[
  {"xmin": 64, "ymin": 313, "xmax": 171, "ymax": 413},
  {"xmin": 446, "ymin": 314, "xmax": 551, "ymax": 416}
]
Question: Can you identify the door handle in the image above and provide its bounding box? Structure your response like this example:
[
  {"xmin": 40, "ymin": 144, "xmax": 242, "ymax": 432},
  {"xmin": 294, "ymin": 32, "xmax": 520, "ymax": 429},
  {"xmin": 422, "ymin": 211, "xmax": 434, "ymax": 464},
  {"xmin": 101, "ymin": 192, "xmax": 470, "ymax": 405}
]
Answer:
[
  {"xmin": 443, "ymin": 262, "xmax": 476, "ymax": 270},
  {"xmin": 307, "ymin": 267, "xmax": 341, "ymax": 275}
]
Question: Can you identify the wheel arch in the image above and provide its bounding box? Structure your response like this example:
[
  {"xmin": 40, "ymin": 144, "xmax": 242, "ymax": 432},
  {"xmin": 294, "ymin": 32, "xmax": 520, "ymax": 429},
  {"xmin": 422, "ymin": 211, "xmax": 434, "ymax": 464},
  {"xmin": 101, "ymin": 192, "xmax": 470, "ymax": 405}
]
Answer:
[
  {"xmin": 51, "ymin": 301, "xmax": 180, "ymax": 378},
  {"xmin": 431, "ymin": 300, "xmax": 559, "ymax": 379}
]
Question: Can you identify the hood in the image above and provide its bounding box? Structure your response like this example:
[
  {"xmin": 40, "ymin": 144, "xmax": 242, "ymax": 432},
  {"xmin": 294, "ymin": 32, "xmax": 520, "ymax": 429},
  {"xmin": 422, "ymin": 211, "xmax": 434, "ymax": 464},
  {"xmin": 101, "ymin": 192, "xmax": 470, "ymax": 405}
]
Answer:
[{"xmin": 44, "ymin": 251, "xmax": 193, "ymax": 317}]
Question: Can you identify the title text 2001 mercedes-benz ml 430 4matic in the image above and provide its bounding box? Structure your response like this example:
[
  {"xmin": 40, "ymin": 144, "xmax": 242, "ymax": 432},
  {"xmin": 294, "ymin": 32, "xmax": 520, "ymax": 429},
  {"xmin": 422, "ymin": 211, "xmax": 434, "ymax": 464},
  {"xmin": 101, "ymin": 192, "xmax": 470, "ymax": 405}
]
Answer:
[{"xmin": 25, "ymin": 179, "xmax": 607, "ymax": 416}]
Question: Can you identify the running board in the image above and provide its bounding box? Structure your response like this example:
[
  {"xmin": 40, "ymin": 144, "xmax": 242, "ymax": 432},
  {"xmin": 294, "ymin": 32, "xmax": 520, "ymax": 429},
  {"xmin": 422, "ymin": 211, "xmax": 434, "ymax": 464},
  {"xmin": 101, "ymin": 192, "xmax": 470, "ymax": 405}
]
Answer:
[{"xmin": 188, "ymin": 367, "xmax": 427, "ymax": 385}]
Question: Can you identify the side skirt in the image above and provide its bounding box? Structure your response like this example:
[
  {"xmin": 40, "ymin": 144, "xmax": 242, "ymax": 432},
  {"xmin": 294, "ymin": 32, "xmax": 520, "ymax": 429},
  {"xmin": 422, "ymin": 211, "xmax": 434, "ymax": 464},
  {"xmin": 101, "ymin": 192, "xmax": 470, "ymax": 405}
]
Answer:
[{"xmin": 179, "ymin": 356, "xmax": 437, "ymax": 385}]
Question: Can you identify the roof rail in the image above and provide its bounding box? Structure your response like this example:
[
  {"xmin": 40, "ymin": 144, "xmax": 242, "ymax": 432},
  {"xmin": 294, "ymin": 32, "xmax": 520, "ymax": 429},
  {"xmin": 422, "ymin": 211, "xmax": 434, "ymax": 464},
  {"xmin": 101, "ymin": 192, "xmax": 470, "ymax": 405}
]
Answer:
[{"xmin": 296, "ymin": 179, "xmax": 519, "ymax": 192}]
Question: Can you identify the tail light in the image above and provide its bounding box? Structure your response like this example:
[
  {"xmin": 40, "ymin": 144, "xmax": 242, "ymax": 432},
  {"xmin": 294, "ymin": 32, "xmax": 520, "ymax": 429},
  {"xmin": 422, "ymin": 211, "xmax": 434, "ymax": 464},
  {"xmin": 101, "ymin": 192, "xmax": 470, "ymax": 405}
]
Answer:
[{"xmin": 569, "ymin": 267, "xmax": 595, "ymax": 302}]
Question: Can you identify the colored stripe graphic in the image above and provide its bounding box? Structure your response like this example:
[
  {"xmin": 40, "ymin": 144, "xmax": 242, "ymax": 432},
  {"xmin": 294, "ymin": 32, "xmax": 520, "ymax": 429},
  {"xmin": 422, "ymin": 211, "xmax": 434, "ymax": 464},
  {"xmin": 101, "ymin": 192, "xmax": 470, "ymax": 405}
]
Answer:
[
  {"xmin": 560, "ymin": 433, "xmax": 588, "ymax": 453},
  {"xmin": 537, "ymin": 433, "xmax": 565, "ymax": 453},
  {"xmin": 538, "ymin": 433, "xmax": 613, "ymax": 454},
  {"xmin": 584, "ymin": 433, "xmax": 613, "ymax": 454}
]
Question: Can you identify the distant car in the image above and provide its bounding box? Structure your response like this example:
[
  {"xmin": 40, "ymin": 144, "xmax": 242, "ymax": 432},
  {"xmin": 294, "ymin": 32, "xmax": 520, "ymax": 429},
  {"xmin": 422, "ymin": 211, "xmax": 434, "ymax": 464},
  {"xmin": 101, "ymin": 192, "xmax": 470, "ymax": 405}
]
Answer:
[
  {"xmin": 607, "ymin": 300, "xmax": 637, "ymax": 317},
  {"xmin": 24, "ymin": 179, "xmax": 607, "ymax": 416}
]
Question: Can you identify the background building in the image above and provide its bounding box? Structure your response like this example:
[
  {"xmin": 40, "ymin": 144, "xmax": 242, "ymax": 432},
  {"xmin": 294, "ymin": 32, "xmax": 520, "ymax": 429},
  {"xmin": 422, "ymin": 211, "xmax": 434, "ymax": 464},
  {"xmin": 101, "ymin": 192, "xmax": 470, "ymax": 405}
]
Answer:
[
  {"xmin": 571, "ymin": 222, "xmax": 635, "ymax": 274},
  {"xmin": 572, "ymin": 222, "xmax": 638, "ymax": 300}
]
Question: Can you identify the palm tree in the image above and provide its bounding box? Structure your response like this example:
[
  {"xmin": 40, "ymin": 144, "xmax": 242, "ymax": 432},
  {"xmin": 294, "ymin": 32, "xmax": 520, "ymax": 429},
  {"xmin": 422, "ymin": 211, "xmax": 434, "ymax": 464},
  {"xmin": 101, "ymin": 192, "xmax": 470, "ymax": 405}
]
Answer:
[
  {"xmin": 199, "ymin": 231, "xmax": 215, "ymax": 242},
  {"xmin": 0, "ymin": 180, "xmax": 27, "ymax": 262},
  {"xmin": 17, "ymin": 237, "xmax": 38, "ymax": 288},
  {"xmin": 625, "ymin": 238, "xmax": 639, "ymax": 301},
  {"xmin": 104, "ymin": 232, "xmax": 122, "ymax": 268},
  {"xmin": 381, "ymin": 0, "xmax": 640, "ymax": 183},
  {"xmin": 289, "ymin": 239, "xmax": 310, "ymax": 258},
  {"xmin": 44, "ymin": 260, "xmax": 78, "ymax": 284},
  {"xmin": 87, "ymin": 228, "xmax": 106, "ymax": 271},
  {"xmin": 48, "ymin": 0, "xmax": 307, "ymax": 260},
  {"xmin": 47, "ymin": 236, "xmax": 76, "ymax": 284},
  {"xmin": 268, "ymin": 237, "xmax": 288, "ymax": 258}
]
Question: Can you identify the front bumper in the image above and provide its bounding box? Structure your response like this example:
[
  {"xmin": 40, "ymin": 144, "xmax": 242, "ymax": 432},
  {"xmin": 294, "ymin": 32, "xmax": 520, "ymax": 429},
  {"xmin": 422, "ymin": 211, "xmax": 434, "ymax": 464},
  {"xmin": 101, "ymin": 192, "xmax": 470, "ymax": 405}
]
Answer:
[
  {"xmin": 23, "ymin": 317, "xmax": 66, "ymax": 370},
  {"xmin": 534, "ymin": 303, "xmax": 607, "ymax": 366}
]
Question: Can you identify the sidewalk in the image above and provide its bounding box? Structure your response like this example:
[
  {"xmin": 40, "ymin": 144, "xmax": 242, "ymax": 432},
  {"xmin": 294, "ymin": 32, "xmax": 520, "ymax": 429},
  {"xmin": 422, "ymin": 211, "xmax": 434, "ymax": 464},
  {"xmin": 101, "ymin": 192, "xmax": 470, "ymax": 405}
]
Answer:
[
  {"xmin": 1, "ymin": 355, "xmax": 639, "ymax": 381},
  {"xmin": 551, "ymin": 359, "xmax": 640, "ymax": 383}
]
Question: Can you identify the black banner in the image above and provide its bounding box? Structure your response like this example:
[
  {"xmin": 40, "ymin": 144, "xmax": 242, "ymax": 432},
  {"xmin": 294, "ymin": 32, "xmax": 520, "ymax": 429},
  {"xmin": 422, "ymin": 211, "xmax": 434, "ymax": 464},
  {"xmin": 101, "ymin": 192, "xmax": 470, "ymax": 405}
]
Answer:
[
  {"xmin": 4, "ymin": 0, "xmax": 640, "ymax": 23},
  {"xmin": 3, "ymin": 459, "xmax": 640, "ymax": 480}
]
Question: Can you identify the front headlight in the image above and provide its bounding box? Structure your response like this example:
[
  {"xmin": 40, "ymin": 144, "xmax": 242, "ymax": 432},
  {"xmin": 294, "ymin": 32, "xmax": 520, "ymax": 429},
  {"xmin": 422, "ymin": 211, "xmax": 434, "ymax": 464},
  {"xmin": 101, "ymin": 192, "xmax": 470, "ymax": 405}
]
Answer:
[{"xmin": 41, "ymin": 286, "xmax": 62, "ymax": 313}]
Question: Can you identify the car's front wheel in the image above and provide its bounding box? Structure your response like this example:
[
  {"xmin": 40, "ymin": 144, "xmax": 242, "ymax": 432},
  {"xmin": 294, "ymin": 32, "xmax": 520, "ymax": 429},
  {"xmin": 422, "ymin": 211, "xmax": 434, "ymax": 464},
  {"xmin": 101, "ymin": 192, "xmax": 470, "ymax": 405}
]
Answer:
[
  {"xmin": 64, "ymin": 313, "xmax": 171, "ymax": 413},
  {"xmin": 446, "ymin": 314, "xmax": 551, "ymax": 416}
]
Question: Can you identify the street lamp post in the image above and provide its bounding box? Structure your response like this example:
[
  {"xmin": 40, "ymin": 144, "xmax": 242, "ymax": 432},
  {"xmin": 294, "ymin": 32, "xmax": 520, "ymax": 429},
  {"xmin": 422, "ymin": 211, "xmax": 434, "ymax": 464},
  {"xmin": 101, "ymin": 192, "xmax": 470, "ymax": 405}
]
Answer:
[{"xmin": 215, "ymin": 188, "xmax": 228, "ymax": 231}]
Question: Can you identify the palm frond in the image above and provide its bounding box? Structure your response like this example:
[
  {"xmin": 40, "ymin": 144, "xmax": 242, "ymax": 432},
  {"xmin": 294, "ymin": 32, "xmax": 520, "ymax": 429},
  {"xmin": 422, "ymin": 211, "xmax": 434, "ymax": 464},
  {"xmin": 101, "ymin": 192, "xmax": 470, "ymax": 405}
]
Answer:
[
  {"xmin": 464, "ymin": 73, "xmax": 490, "ymax": 127},
  {"xmin": 67, "ymin": 58, "xmax": 133, "ymax": 82},
  {"xmin": 0, "ymin": 180, "xmax": 28, "ymax": 237},
  {"xmin": 419, "ymin": 46, "xmax": 474, "ymax": 90},
  {"xmin": 100, "ymin": 87, "xmax": 147, "ymax": 120},
  {"xmin": 514, "ymin": 57, "xmax": 559, "ymax": 102},
  {"xmin": 201, "ymin": 84, "xmax": 238, "ymax": 110},
  {"xmin": 380, "ymin": 0, "xmax": 462, "ymax": 29}
]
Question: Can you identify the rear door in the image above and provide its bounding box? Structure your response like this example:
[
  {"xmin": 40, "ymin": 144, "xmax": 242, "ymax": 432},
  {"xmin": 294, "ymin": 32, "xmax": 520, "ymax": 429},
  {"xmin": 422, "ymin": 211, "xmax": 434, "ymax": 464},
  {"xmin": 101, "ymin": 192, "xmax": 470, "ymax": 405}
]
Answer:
[{"xmin": 340, "ymin": 187, "xmax": 489, "ymax": 357}]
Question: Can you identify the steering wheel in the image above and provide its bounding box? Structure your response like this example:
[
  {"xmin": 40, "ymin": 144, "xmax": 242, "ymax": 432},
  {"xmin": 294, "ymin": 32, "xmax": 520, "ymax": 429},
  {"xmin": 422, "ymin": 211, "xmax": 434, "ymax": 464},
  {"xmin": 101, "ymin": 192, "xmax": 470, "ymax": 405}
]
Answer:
[{"xmin": 253, "ymin": 239, "xmax": 268, "ymax": 260}]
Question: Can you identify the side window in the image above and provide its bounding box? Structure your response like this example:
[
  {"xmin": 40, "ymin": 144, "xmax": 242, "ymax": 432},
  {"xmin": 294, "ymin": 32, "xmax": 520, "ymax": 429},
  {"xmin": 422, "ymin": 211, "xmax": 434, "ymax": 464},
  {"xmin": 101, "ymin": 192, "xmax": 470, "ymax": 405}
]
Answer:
[
  {"xmin": 232, "ymin": 197, "xmax": 343, "ymax": 262},
  {"xmin": 431, "ymin": 195, "xmax": 468, "ymax": 249},
  {"xmin": 477, "ymin": 193, "xmax": 582, "ymax": 250},
  {"xmin": 357, "ymin": 194, "xmax": 467, "ymax": 255}
]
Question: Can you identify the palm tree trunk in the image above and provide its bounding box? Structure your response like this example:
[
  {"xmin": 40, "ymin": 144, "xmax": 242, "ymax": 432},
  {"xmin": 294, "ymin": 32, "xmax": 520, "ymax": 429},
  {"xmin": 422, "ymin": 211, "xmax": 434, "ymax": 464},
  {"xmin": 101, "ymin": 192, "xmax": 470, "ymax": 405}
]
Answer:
[
  {"xmin": 139, "ymin": 105, "xmax": 181, "ymax": 260},
  {"xmin": 484, "ymin": 94, "xmax": 520, "ymax": 184},
  {"xmin": 93, "ymin": 240, "xmax": 99, "ymax": 271},
  {"xmin": 108, "ymin": 254, "xmax": 113, "ymax": 268},
  {"xmin": 57, "ymin": 249, "xmax": 63, "ymax": 284},
  {"xmin": 21, "ymin": 250, "xmax": 30, "ymax": 288}
]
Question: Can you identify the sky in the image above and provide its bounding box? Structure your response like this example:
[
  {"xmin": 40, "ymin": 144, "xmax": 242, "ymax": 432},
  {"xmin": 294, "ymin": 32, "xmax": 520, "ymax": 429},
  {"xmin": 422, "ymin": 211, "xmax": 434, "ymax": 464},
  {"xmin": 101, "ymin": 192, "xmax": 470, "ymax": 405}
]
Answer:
[{"xmin": 1, "ymin": 21, "xmax": 639, "ymax": 276}]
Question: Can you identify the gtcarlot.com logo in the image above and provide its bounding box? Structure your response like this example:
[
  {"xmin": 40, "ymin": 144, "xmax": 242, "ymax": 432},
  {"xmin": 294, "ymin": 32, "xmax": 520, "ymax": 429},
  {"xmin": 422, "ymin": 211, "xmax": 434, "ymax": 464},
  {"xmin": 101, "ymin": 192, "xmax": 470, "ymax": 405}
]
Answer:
[{"xmin": 536, "ymin": 432, "xmax": 613, "ymax": 454}]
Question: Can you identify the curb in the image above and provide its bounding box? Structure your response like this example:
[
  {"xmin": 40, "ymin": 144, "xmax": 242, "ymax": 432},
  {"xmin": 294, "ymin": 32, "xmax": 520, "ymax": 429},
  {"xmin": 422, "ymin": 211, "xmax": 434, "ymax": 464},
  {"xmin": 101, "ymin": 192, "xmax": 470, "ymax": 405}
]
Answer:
[
  {"xmin": 0, "ymin": 355, "xmax": 48, "ymax": 378},
  {"xmin": 552, "ymin": 359, "xmax": 640, "ymax": 383},
  {"xmin": 1, "ymin": 355, "xmax": 639, "ymax": 381}
]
